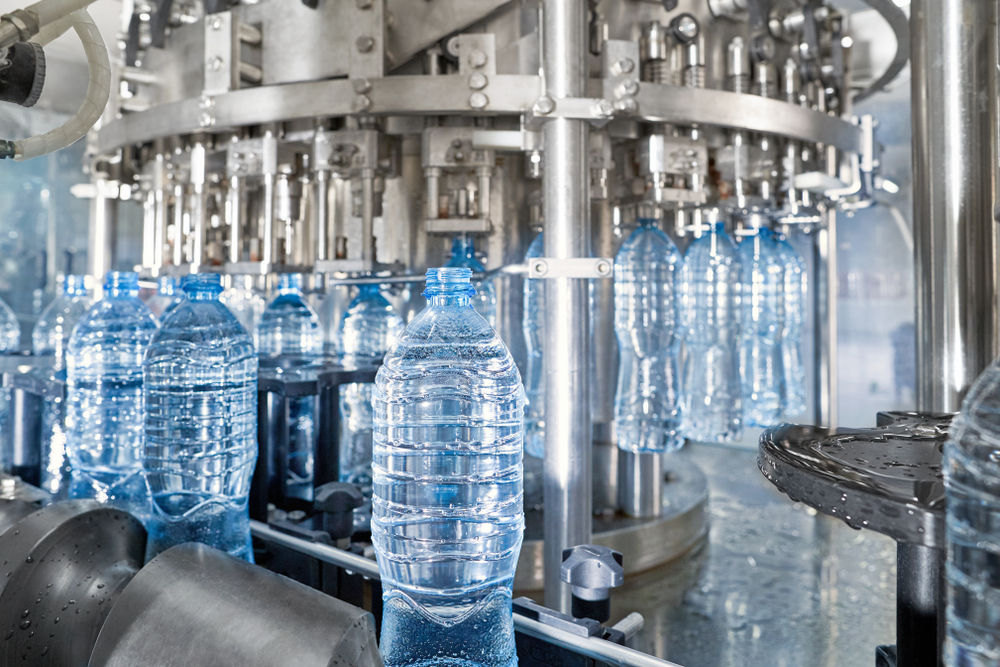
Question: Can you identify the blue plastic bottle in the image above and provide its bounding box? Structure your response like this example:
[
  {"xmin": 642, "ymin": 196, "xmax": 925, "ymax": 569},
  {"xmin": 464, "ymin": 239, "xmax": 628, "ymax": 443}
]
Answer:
[
  {"xmin": 0, "ymin": 295, "xmax": 19, "ymax": 353},
  {"xmin": 679, "ymin": 220, "xmax": 743, "ymax": 442},
  {"xmin": 372, "ymin": 267, "xmax": 524, "ymax": 667},
  {"xmin": 614, "ymin": 218, "xmax": 685, "ymax": 453},
  {"xmin": 258, "ymin": 274, "xmax": 323, "ymax": 500},
  {"xmin": 143, "ymin": 273, "xmax": 258, "ymax": 562},
  {"xmin": 446, "ymin": 235, "xmax": 497, "ymax": 327},
  {"xmin": 338, "ymin": 284, "xmax": 404, "ymax": 496},
  {"xmin": 65, "ymin": 271, "xmax": 158, "ymax": 508},
  {"xmin": 32, "ymin": 274, "xmax": 93, "ymax": 496},
  {"xmin": 944, "ymin": 362, "xmax": 1000, "ymax": 666},
  {"xmin": 522, "ymin": 231, "xmax": 546, "ymax": 458},
  {"xmin": 145, "ymin": 275, "xmax": 184, "ymax": 320},
  {"xmin": 738, "ymin": 226, "xmax": 784, "ymax": 427},
  {"xmin": 774, "ymin": 232, "xmax": 808, "ymax": 416}
]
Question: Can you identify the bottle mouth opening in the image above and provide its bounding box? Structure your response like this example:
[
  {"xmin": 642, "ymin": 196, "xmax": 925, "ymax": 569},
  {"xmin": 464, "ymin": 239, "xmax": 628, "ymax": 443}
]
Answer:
[
  {"xmin": 104, "ymin": 271, "xmax": 139, "ymax": 294},
  {"xmin": 64, "ymin": 274, "xmax": 88, "ymax": 296},
  {"xmin": 181, "ymin": 273, "xmax": 224, "ymax": 296},
  {"xmin": 423, "ymin": 267, "xmax": 475, "ymax": 297}
]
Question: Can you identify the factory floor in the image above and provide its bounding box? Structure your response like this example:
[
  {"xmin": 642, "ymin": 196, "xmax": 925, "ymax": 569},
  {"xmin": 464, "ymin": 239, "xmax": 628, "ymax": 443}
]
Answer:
[{"xmin": 611, "ymin": 442, "xmax": 897, "ymax": 667}]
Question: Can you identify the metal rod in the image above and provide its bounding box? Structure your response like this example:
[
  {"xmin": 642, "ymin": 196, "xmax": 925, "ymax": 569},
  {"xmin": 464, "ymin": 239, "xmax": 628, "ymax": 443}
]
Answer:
[
  {"xmin": 813, "ymin": 210, "xmax": 838, "ymax": 428},
  {"xmin": 896, "ymin": 543, "xmax": 944, "ymax": 667},
  {"xmin": 541, "ymin": 0, "xmax": 592, "ymax": 613},
  {"xmin": 190, "ymin": 143, "xmax": 207, "ymax": 268},
  {"xmin": 618, "ymin": 451, "xmax": 662, "ymax": 519},
  {"xmin": 315, "ymin": 170, "xmax": 329, "ymax": 261},
  {"xmin": 248, "ymin": 520, "xmax": 685, "ymax": 667},
  {"xmin": 153, "ymin": 154, "xmax": 167, "ymax": 270},
  {"xmin": 911, "ymin": 0, "xmax": 999, "ymax": 413},
  {"xmin": 88, "ymin": 179, "xmax": 117, "ymax": 287},
  {"xmin": 361, "ymin": 169, "xmax": 376, "ymax": 265},
  {"xmin": 229, "ymin": 175, "xmax": 243, "ymax": 264}
]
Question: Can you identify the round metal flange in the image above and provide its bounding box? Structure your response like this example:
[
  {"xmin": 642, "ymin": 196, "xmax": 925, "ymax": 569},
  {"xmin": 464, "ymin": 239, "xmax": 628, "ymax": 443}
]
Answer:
[
  {"xmin": 90, "ymin": 542, "xmax": 382, "ymax": 667},
  {"xmin": 758, "ymin": 411, "xmax": 951, "ymax": 547},
  {"xmin": 515, "ymin": 456, "xmax": 709, "ymax": 590},
  {"xmin": 0, "ymin": 500, "xmax": 146, "ymax": 667}
]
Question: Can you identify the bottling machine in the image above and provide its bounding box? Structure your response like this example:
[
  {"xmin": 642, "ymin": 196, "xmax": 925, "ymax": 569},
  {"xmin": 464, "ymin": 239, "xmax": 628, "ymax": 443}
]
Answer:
[{"xmin": 2, "ymin": 0, "xmax": 993, "ymax": 665}]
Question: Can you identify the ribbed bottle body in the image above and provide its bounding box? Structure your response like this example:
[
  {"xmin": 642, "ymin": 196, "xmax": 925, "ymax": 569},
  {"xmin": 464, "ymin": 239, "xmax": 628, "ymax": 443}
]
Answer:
[
  {"xmin": 775, "ymin": 233, "xmax": 808, "ymax": 415},
  {"xmin": 738, "ymin": 228, "xmax": 784, "ymax": 427},
  {"xmin": 613, "ymin": 220, "xmax": 684, "ymax": 453}
]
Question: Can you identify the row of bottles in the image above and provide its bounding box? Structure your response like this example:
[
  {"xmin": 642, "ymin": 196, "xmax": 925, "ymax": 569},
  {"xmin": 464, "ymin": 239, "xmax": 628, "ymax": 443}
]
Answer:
[{"xmin": 521, "ymin": 219, "xmax": 808, "ymax": 454}]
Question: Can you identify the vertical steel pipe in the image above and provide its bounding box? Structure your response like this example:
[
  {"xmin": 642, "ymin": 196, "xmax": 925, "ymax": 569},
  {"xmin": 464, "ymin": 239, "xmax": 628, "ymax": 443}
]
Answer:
[
  {"xmin": 907, "ymin": 2, "xmax": 998, "ymax": 665},
  {"xmin": 911, "ymin": 0, "xmax": 999, "ymax": 414},
  {"xmin": 813, "ymin": 211, "xmax": 838, "ymax": 428},
  {"xmin": 88, "ymin": 179, "xmax": 117, "ymax": 287},
  {"xmin": 229, "ymin": 175, "xmax": 243, "ymax": 264},
  {"xmin": 618, "ymin": 452, "xmax": 662, "ymax": 519},
  {"xmin": 541, "ymin": 0, "xmax": 592, "ymax": 612},
  {"xmin": 591, "ymin": 200, "xmax": 618, "ymax": 513},
  {"xmin": 361, "ymin": 169, "xmax": 376, "ymax": 266},
  {"xmin": 315, "ymin": 169, "xmax": 329, "ymax": 261}
]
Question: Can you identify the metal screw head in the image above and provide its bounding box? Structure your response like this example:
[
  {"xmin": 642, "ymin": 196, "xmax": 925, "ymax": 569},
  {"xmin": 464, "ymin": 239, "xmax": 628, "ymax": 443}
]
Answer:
[
  {"xmin": 208, "ymin": 56, "xmax": 223, "ymax": 71},
  {"xmin": 593, "ymin": 99, "xmax": 615, "ymax": 118},
  {"xmin": 595, "ymin": 259, "xmax": 612, "ymax": 277},
  {"xmin": 615, "ymin": 97, "xmax": 638, "ymax": 114},
  {"xmin": 352, "ymin": 77, "xmax": 372, "ymax": 93},
  {"xmin": 469, "ymin": 72, "xmax": 488, "ymax": 90},
  {"xmin": 617, "ymin": 80, "xmax": 639, "ymax": 97},
  {"xmin": 670, "ymin": 14, "xmax": 699, "ymax": 43},
  {"xmin": 612, "ymin": 57, "xmax": 635, "ymax": 75},
  {"xmin": 530, "ymin": 259, "xmax": 548, "ymax": 276},
  {"xmin": 750, "ymin": 34, "xmax": 776, "ymax": 63},
  {"xmin": 469, "ymin": 92, "xmax": 489, "ymax": 109},
  {"xmin": 468, "ymin": 49, "xmax": 488, "ymax": 69},
  {"xmin": 210, "ymin": 17, "xmax": 223, "ymax": 30},
  {"xmin": 356, "ymin": 36, "xmax": 375, "ymax": 53},
  {"xmin": 198, "ymin": 112, "xmax": 215, "ymax": 128},
  {"xmin": 352, "ymin": 95, "xmax": 372, "ymax": 112},
  {"xmin": 533, "ymin": 96, "xmax": 555, "ymax": 115}
]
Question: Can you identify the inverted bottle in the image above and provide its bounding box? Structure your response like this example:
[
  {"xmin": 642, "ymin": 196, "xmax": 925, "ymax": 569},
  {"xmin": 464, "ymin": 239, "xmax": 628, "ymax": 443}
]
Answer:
[
  {"xmin": 774, "ymin": 232, "xmax": 808, "ymax": 416},
  {"xmin": 738, "ymin": 226, "xmax": 784, "ymax": 428},
  {"xmin": 372, "ymin": 267, "xmax": 524, "ymax": 667},
  {"xmin": 65, "ymin": 271, "xmax": 158, "ymax": 509},
  {"xmin": 337, "ymin": 283, "xmax": 404, "ymax": 498},
  {"xmin": 613, "ymin": 218, "xmax": 684, "ymax": 453},
  {"xmin": 143, "ymin": 273, "xmax": 258, "ymax": 563},
  {"xmin": 679, "ymin": 220, "xmax": 743, "ymax": 443},
  {"xmin": 522, "ymin": 231, "xmax": 546, "ymax": 458}
]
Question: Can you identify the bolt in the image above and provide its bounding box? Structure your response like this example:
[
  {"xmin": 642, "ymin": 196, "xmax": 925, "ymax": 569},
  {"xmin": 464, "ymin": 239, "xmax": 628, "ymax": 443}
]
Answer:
[
  {"xmin": 617, "ymin": 80, "xmax": 639, "ymax": 97},
  {"xmin": 211, "ymin": 17, "xmax": 223, "ymax": 30},
  {"xmin": 596, "ymin": 259, "xmax": 612, "ymax": 276},
  {"xmin": 352, "ymin": 77, "xmax": 372, "ymax": 93},
  {"xmin": 533, "ymin": 96, "xmax": 555, "ymax": 115},
  {"xmin": 469, "ymin": 72, "xmax": 488, "ymax": 90},
  {"xmin": 531, "ymin": 259, "xmax": 547, "ymax": 276},
  {"xmin": 593, "ymin": 99, "xmax": 615, "ymax": 118},
  {"xmin": 209, "ymin": 56, "xmax": 223, "ymax": 71},
  {"xmin": 612, "ymin": 58, "xmax": 635, "ymax": 76},
  {"xmin": 615, "ymin": 97, "xmax": 638, "ymax": 114},
  {"xmin": 468, "ymin": 49, "xmax": 488, "ymax": 69},
  {"xmin": 469, "ymin": 92, "xmax": 488, "ymax": 109},
  {"xmin": 352, "ymin": 95, "xmax": 372, "ymax": 112},
  {"xmin": 671, "ymin": 14, "xmax": 699, "ymax": 44},
  {"xmin": 356, "ymin": 36, "xmax": 375, "ymax": 53},
  {"xmin": 453, "ymin": 151, "xmax": 465, "ymax": 162},
  {"xmin": 198, "ymin": 112, "xmax": 215, "ymax": 128}
]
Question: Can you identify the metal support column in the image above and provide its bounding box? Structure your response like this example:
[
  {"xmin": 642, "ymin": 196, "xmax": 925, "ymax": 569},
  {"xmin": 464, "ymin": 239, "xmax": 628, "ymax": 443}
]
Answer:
[
  {"xmin": 88, "ymin": 179, "xmax": 118, "ymax": 288},
  {"xmin": 541, "ymin": 0, "xmax": 592, "ymax": 612},
  {"xmin": 813, "ymin": 209, "xmax": 837, "ymax": 428},
  {"xmin": 908, "ymin": 1, "xmax": 999, "ymax": 665}
]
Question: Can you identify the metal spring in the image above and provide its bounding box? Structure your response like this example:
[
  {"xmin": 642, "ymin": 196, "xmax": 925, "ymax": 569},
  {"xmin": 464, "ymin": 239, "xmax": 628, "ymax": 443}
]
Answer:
[
  {"xmin": 684, "ymin": 66, "xmax": 705, "ymax": 89},
  {"xmin": 643, "ymin": 60, "xmax": 680, "ymax": 85}
]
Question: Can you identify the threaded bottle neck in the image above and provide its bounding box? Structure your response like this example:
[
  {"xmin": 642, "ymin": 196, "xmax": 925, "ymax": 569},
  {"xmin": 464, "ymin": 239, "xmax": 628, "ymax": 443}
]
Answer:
[
  {"xmin": 63, "ymin": 275, "xmax": 88, "ymax": 298},
  {"xmin": 104, "ymin": 271, "xmax": 139, "ymax": 298},
  {"xmin": 637, "ymin": 217, "xmax": 657, "ymax": 229},
  {"xmin": 423, "ymin": 267, "xmax": 474, "ymax": 305},
  {"xmin": 157, "ymin": 275, "xmax": 178, "ymax": 295},
  {"xmin": 181, "ymin": 273, "xmax": 223, "ymax": 300}
]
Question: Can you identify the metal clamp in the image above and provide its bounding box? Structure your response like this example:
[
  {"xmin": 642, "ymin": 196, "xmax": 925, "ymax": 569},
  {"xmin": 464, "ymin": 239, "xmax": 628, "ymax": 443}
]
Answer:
[{"xmin": 529, "ymin": 257, "xmax": 613, "ymax": 279}]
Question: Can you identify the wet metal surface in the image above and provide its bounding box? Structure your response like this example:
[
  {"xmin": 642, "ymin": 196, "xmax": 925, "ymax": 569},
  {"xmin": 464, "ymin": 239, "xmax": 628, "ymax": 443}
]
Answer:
[{"xmin": 608, "ymin": 443, "xmax": 897, "ymax": 667}]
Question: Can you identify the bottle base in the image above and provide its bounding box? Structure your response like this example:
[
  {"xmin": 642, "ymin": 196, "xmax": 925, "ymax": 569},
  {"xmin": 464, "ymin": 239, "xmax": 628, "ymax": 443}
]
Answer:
[{"xmin": 145, "ymin": 494, "xmax": 253, "ymax": 564}]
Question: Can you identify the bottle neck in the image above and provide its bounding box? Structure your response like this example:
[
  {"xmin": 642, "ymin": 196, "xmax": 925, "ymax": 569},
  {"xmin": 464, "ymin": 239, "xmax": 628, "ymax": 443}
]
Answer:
[{"xmin": 430, "ymin": 294, "xmax": 472, "ymax": 307}]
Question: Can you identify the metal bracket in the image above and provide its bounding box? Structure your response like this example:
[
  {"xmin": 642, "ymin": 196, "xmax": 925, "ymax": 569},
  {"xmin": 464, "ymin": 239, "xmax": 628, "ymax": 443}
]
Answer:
[
  {"xmin": 528, "ymin": 257, "xmax": 613, "ymax": 279},
  {"xmin": 425, "ymin": 218, "xmax": 491, "ymax": 234}
]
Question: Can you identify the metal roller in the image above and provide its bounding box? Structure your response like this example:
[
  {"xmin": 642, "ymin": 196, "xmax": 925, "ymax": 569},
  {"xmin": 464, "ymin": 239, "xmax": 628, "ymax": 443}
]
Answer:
[
  {"xmin": 0, "ymin": 500, "xmax": 146, "ymax": 667},
  {"xmin": 89, "ymin": 542, "xmax": 383, "ymax": 667}
]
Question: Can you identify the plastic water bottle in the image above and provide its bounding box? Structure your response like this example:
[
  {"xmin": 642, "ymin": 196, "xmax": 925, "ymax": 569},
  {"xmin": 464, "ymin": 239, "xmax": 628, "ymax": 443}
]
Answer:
[
  {"xmin": 0, "ymin": 295, "xmax": 20, "ymax": 352},
  {"xmin": 258, "ymin": 274, "xmax": 323, "ymax": 501},
  {"xmin": 143, "ymin": 273, "xmax": 257, "ymax": 562},
  {"xmin": 372, "ymin": 267, "xmax": 524, "ymax": 667},
  {"xmin": 337, "ymin": 284, "xmax": 404, "ymax": 496},
  {"xmin": 614, "ymin": 218, "xmax": 684, "ymax": 453},
  {"xmin": 222, "ymin": 275, "xmax": 266, "ymax": 339},
  {"xmin": 679, "ymin": 220, "xmax": 743, "ymax": 442},
  {"xmin": 33, "ymin": 274, "xmax": 92, "ymax": 363},
  {"xmin": 447, "ymin": 235, "xmax": 497, "ymax": 327},
  {"xmin": 32, "ymin": 274, "xmax": 92, "ymax": 496},
  {"xmin": 944, "ymin": 363, "xmax": 1000, "ymax": 666},
  {"xmin": 522, "ymin": 230, "xmax": 546, "ymax": 458},
  {"xmin": 738, "ymin": 226, "xmax": 784, "ymax": 427},
  {"xmin": 66, "ymin": 271, "xmax": 158, "ymax": 508},
  {"xmin": 774, "ymin": 232, "xmax": 808, "ymax": 416},
  {"xmin": 145, "ymin": 275, "xmax": 184, "ymax": 320}
]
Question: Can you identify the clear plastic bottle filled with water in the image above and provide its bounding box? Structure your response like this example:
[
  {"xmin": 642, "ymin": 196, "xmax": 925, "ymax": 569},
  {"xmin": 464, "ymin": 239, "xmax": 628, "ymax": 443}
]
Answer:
[
  {"xmin": 446, "ymin": 235, "xmax": 497, "ymax": 327},
  {"xmin": 372, "ymin": 267, "xmax": 524, "ymax": 667},
  {"xmin": 66, "ymin": 271, "xmax": 158, "ymax": 509},
  {"xmin": 32, "ymin": 274, "xmax": 92, "ymax": 496},
  {"xmin": 145, "ymin": 275, "xmax": 184, "ymax": 320},
  {"xmin": 614, "ymin": 218, "xmax": 684, "ymax": 453},
  {"xmin": 738, "ymin": 225, "xmax": 784, "ymax": 427},
  {"xmin": 522, "ymin": 230, "xmax": 546, "ymax": 458},
  {"xmin": 144, "ymin": 273, "xmax": 257, "ymax": 562},
  {"xmin": 258, "ymin": 273, "xmax": 323, "ymax": 501},
  {"xmin": 338, "ymin": 284, "xmax": 404, "ymax": 497},
  {"xmin": 679, "ymin": 218, "xmax": 743, "ymax": 442},
  {"xmin": 774, "ymin": 231, "xmax": 808, "ymax": 416},
  {"xmin": 944, "ymin": 362, "xmax": 1000, "ymax": 666},
  {"xmin": 0, "ymin": 294, "xmax": 20, "ymax": 352}
]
